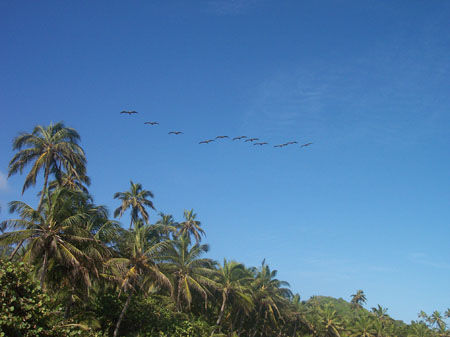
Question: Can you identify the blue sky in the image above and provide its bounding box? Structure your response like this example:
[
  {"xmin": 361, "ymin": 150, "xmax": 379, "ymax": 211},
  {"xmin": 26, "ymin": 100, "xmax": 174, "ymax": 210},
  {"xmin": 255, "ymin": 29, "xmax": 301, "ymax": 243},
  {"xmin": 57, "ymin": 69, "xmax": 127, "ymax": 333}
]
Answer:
[{"xmin": 1, "ymin": 0, "xmax": 449, "ymax": 322}]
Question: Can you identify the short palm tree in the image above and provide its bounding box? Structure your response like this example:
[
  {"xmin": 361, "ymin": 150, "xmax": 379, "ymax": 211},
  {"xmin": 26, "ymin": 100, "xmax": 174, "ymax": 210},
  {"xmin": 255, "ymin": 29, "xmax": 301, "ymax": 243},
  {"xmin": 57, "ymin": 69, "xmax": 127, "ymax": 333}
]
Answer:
[
  {"xmin": 105, "ymin": 224, "xmax": 172, "ymax": 337},
  {"xmin": 177, "ymin": 209, "xmax": 205, "ymax": 244},
  {"xmin": 113, "ymin": 181, "xmax": 156, "ymax": 229},
  {"xmin": 350, "ymin": 314, "xmax": 376, "ymax": 337},
  {"xmin": 160, "ymin": 234, "xmax": 217, "ymax": 311},
  {"xmin": 371, "ymin": 305, "xmax": 389, "ymax": 321},
  {"xmin": 214, "ymin": 259, "xmax": 253, "ymax": 329},
  {"xmin": 8, "ymin": 122, "xmax": 86, "ymax": 211}
]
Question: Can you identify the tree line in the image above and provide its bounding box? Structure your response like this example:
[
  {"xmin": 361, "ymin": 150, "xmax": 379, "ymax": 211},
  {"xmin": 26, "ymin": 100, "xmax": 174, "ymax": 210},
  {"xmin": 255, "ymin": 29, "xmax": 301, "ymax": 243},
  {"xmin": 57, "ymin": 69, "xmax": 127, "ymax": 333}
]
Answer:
[{"xmin": 1, "ymin": 122, "xmax": 449, "ymax": 337}]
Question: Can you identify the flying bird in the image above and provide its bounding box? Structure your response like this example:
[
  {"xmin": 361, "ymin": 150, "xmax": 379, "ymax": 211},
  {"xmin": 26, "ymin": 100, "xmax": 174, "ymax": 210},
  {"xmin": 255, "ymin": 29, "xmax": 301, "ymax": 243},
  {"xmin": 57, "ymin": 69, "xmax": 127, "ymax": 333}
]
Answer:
[
  {"xmin": 168, "ymin": 131, "xmax": 183, "ymax": 135},
  {"xmin": 232, "ymin": 136, "xmax": 247, "ymax": 140},
  {"xmin": 199, "ymin": 139, "xmax": 215, "ymax": 144},
  {"xmin": 144, "ymin": 121, "xmax": 159, "ymax": 125},
  {"xmin": 254, "ymin": 142, "xmax": 268, "ymax": 146},
  {"xmin": 300, "ymin": 142, "xmax": 313, "ymax": 147},
  {"xmin": 244, "ymin": 138, "xmax": 259, "ymax": 142},
  {"xmin": 120, "ymin": 110, "xmax": 138, "ymax": 115},
  {"xmin": 274, "ymin": 144, "xmax": 284, "ymax": 148},
  {"xmin": 286, "ymin": 141, "xmax": 298, "ymax": 145},
  {"xmin": 216, "ymin": 136, "xmax": 229, "ymax": 139}
]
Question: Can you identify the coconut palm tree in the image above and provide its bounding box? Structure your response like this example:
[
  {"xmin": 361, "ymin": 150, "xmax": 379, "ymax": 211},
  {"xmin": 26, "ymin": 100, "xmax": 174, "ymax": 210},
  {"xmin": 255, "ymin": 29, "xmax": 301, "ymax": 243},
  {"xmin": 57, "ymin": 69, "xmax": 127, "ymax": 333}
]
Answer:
[
  {"xmin": 214, "ymin": 259, "xmax": 254, "ymax": 331},
  {"xmin": 371, "ymin": 305, "xmax": 389, "ymax": 321},
  {"xmin": 249, "ymin": 260, "xmax": 292, "ymax": 336},
  {"xmin": 8, "ymin": 122, "xmax": 86, "ymax": 212},
  {"xmin": 319, "ymin": 304, "xmax": 344, "ymax": 337},
  {"xmin": 160, "ymin": 234, "xmax": 217, "ymax": 312},
  {"xmin": 113, "ymin": 181, "xmax": 156, "ymax": 229},
  {"xmin": 155, "ymin": 212, "xmax": 178, "ymax": 241},
  {"xmin": 176, "ymin": 209, "xmax": 205, "ymax": 244},
  {"xmin": 350, "ymin": 314, "xmax": 375, "ymax": 337},
  {"xmin": 351, "ymin": 290, "xmax": 367, "ymax": 309},
  {"xmin": 0, "ymin": 188, "xmax": 100, "ymax": 291},
  {"xmin": 105, "ymin": 223, "xmax": 172, "ymax": 337}
]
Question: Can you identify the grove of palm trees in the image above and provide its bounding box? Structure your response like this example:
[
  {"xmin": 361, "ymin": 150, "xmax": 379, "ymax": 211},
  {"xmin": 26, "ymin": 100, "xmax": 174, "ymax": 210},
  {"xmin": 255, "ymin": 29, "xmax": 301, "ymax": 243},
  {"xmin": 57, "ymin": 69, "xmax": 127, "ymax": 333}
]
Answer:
[{"xmin": 1, "ymin": 123, "xmax": 449, "ymax": 337}]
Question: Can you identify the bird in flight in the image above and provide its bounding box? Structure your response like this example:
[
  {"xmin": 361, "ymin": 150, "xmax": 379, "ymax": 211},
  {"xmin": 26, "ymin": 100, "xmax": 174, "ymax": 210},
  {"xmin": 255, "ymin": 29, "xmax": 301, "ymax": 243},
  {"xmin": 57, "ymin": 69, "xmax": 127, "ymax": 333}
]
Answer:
[
  {"xmin": 168, "ymin": 131, "xmax": 183, "ymax": 135},
  {"xmin": 120, "ymin": 110, "xmax": 138, "ymax": 115},
  {"xmin": 286, "ymin": 141, "xmax": 298, "ymax": 145},
  {"xmin": 232, "ymin": 136, "xmax": 247, "ymax": 140},
  {"xmin": 300, "ymin": 142, "xmax": 313, "ymax": 147},
  {"xmin": 216, "ymin": 136, "xmax": 229, "ymax": 139},
  {"xmin": 144, "ymin": 121, "xmax": 159, "ymax": 125},
  {"xmin": 244, "ymin": 138, "xmax": 259, "ymax": 142},
  {"xmin": 274, "ymin": 144, "xmax": 285, "ymax": 148},
  {"xmin": 199, "ymin": 139, "xmax": 215, "ymax": 144},
  {"xmin": 254, "ymin": 142, "xmax": 268, "ymax": 146}
]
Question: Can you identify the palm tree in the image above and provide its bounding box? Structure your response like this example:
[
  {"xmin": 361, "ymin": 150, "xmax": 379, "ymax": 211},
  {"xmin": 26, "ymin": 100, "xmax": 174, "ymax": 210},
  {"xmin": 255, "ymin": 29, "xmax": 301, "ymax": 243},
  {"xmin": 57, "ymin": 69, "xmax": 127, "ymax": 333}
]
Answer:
[
  {"xmin": 319, "ymin": 304, "xmax": 344, "ymax": 337},
  {"xmin": 350, "ymin": 314, "xmax": 375, "ymax": 337},
  {"xmin": 249, "ymin": 260, "xmax": 292, "ymax": 336},
  {"xmin": 8, "ymin": 122, "xmax": 86, "ymax": 212},
  {"xmin": 371, "ymin": 305, "xmax": 389, "ymax": 321},
  {"xmin": 177, "ymin": 209, "xmax": 205, "ymax": 244},
  {"xmin": 155, "ymin": 212, "xmax": 178, "ymax": 241},
  {"xmin": 105, "ymin": 224, "xmax": 172, "ymax": 337},
  {"xmin": 214, "ymin": 259, "xmax": 253, "ymax": 330},
  {"xmin": 113, "ymin": 181, "xmax": 156, "ymax": 229},
  {"xmin": 351, "ymin": 290, "xmax": 367, "ymax": 309},
  {"xmin": 160, "ymin": 234, "xmax": 217, "ymax": 312},
  {"xmin": 0, "ymin": 188, "xmax": 100, "ymax": 291},
  {"xmin": 409, "ymin": 322, "xmax": 431, "ymax": 337}
]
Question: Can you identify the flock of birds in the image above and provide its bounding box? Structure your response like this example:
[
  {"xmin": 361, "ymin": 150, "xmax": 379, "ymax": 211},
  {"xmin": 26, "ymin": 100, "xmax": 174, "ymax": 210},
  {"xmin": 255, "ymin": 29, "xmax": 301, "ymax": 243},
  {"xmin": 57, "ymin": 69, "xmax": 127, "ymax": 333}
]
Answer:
[{"xmin": 120, "ymin": 110, "xmax": 313, "ymax": 149}]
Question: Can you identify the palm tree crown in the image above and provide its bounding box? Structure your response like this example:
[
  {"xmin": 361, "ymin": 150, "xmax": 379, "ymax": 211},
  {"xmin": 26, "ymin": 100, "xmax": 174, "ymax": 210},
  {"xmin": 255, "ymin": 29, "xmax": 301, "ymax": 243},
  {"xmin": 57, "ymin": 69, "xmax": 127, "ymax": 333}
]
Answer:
[
  {"xmin": 8, "ymin": 122, "xmax": 86, "ymax": 211},
  {"xmin": 113, "ymin": 181, "xmax": 156, "ymax": 228}
]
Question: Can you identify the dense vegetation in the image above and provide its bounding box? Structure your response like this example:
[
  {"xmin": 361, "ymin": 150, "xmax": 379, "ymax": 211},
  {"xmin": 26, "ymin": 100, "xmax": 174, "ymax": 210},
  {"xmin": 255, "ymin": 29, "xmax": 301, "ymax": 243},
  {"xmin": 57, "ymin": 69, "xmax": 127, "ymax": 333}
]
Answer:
[{"xmin": 1, "ymin": 122, "xmax": 449, "ymax": 336}]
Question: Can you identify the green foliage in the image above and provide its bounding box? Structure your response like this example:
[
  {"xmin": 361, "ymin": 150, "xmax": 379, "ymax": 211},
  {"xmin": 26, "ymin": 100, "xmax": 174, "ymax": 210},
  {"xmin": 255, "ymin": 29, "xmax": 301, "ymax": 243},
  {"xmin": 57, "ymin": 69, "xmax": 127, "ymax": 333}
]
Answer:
[{"xmin": 0, "ymin": 259, "xmax": 102, "ymax": 337}]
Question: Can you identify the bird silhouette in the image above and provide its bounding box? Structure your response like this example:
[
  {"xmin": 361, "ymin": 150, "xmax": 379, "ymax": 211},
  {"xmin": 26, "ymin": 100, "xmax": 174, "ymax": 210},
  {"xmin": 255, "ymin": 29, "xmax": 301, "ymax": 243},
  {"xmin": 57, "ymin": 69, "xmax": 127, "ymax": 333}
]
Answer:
[
  {"xmin": 199, "ymin": 139, "xmax": 215, "ymax": 144},
  {"xmin": 244, "ymin": 138, "xmax": 259, "ymax": 142},
  {"xmin": 300, "ymin": 142, "xmax": 313, "ymax": 147},
  {"xmin": 216, "ymin": 136, "xmax": 229, "ymax": 139},
  {"xmin": 254, "ymin": 142, "xmax": 268, "ymax": 146},
  {"xmin": 274, "ymin": 144, "xmax": 284, "ymax": 148},
  {"xmin": 144, "ymin": 121, "xmax": 159, "ymax": 125},
  {"xmin": 286, "ymin": 141, "xmax": 298, "ymax": 145},
  {"xmin": 120, "ymin": 110, "xmax": 138, "ymax": 115},
  {"xmin": 168, "ymin": 131, "xmax": 183, "ymax": 135},
  {"xmin": 232, "ymin": 136, "xmax": 247, "ymax": 140}
]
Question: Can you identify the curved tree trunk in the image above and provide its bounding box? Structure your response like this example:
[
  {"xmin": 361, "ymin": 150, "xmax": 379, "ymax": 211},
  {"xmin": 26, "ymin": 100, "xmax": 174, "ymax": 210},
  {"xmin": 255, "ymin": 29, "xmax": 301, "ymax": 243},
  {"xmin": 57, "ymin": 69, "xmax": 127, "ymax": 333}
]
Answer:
[
  {"xmin": 216, "ymin": 291, "xmax": 228, "ymax": 326},
  {"xmin": 9, "ymin": 239, "xmax": 24, "ymax": 260},
  {"xmin": 113, "ymin": 292, "xmax": 132, "ymax": 337}
]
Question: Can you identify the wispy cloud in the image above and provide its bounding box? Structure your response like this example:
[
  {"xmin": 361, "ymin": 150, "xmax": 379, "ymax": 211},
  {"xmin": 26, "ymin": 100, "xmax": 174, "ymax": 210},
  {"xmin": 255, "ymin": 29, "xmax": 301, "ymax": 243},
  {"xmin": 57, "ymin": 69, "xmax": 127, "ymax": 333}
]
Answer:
[{"xmin": 409, "ymin": 252, "xmax": 450, "ymax": 270}]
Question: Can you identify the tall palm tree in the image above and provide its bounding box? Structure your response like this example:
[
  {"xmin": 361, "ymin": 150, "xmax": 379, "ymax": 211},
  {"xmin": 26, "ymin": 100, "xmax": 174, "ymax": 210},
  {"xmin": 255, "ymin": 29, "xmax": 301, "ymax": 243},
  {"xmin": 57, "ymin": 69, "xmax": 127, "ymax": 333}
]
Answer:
[
  {"xmin": 319, "ymin": 304, "xmax": 344, "ymax": 337},
  {"xmin": 105, "ymin": 224, "xmax": 172, "ymax": 337},
  {"xmin": 214, "ymin": 259, "xmax": 253, "ymax": 330},
  {"xmin": 155, "ymin": 212, "xmax": 178, "ymax": 241},
  {"xmin": 113, "ymin": 181, "xmax": 156, "ymax": 229},
  {"xmin": 160, "ymin": 234, "xmax": 217, "ymax": 312},
  {"xmin": 8, "ymin": 122, "xmax": 86, "ymax": 212},
  {"xmin": 351, "ymin": 290, "xmax": 367, "ymax": 309},
  {"xmin": 0, "ymin": 188, "xmax": 100, "ymax": 291},
  {"xmin": 177, "ymin": 209, "xmax": 205, "ymax": 244}
]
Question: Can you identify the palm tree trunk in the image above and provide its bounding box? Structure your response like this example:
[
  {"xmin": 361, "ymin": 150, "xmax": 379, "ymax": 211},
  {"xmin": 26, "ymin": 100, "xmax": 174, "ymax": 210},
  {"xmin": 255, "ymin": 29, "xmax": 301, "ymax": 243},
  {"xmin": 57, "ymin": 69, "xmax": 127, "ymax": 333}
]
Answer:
[
  {"xmin": 216, "ymin": 291, "xmax": 228, "ymax": 326},
  {"xmin": 64, "ymin": 293, "xmax": 73, "ymax": 319},
  {"xmin": 292, "ymin": 321, "xmax": 297, "ymax": 337},
  {"xmin": 40, "ymin": 250, "xmax": 48, "ymax": 290},
  {"xmin": 37, "ymin": 165, "xmax": 50, "ymax": 212},
  {"xmin": 113, "ymin": 292, "xmax": 132, "ymax": 337},
  {"xmin": 9, "ymin": 240, "xmax": 24, "ymax": 260}
]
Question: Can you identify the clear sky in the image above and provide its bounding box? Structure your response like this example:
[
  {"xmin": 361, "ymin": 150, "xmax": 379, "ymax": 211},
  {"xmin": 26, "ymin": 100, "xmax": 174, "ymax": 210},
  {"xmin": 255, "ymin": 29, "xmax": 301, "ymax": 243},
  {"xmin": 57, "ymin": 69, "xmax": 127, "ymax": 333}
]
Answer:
[{"xmin": 1, "ymin": 0, "xmax": 449, "ymax": 323}]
